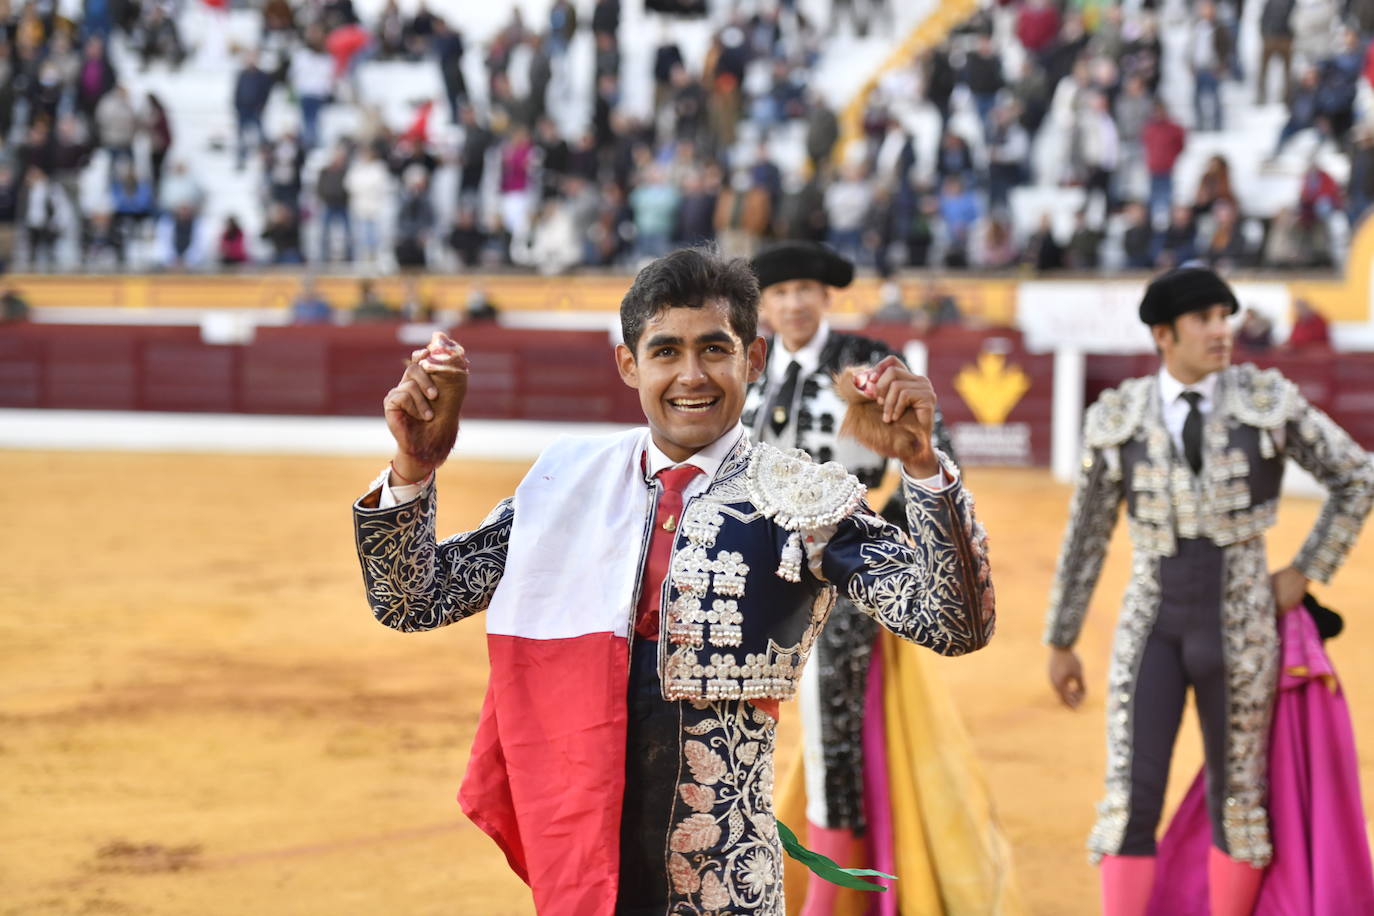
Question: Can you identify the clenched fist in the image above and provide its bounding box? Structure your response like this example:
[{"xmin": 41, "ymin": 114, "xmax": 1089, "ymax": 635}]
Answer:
[
  {"xmin": 835, "ymin": 354, "xmax": 940, "ymax": 477},
  {"xmin": 384, "ymin": 331, "xmax": 470, "ymax": 483},
  {"xmin": 1048, "ymin": 646, "xmax": 1086, "ymax": 709}
]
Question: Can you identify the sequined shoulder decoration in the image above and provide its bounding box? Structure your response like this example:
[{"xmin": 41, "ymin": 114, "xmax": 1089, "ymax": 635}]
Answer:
[
  {"xmin": 747, "ymin": 442, "xmax": 866, "ymax": 583},
  {"xmin": 747, "ymin": 442, "xmax": 866, "ymax": 530},
  {"xmin": 1224, "ymin": 363, "xmax": 1300, "ymax": 430},
  {"xmin": 1083, "ymin": 376, "xmax": 1153, "ymax": 449}
]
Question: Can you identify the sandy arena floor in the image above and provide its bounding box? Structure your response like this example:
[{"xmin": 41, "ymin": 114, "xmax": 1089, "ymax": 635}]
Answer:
[{"xmin": 2, "ymin": 450, "xmax": 1371, "ymax": 916}]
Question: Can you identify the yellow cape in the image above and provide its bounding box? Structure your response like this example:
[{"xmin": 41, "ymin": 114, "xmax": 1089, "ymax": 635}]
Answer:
[{"xmin": 777, "ymin": 631, "xmax": 1027, "ymax": 914}]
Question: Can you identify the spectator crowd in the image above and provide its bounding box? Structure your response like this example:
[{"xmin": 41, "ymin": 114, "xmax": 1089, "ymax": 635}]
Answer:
[{"xmin": 2, "ymin": 0, "xmax": 1374, "ymax": 277}]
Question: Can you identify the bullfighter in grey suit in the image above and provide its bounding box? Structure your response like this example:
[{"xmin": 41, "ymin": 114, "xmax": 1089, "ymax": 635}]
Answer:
[{"xmin": 1043, "ymin": 266, "xmax": 1374, "ymax": 916}]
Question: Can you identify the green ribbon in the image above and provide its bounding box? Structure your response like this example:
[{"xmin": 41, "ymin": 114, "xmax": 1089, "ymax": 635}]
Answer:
[{"xmin": 776, "ymin": 819, "xmax": 897, "ymax": 892}]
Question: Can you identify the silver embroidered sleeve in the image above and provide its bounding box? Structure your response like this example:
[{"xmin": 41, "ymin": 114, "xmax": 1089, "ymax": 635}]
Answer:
[
  {"xmin": 1043, "ymin": 448, "xmax": 1124, "ymax": 648},
  {"xmin": 353, "ymin": 487, "xmax": 514, "ymax": 631},
  {"xmin": 828, "ymin": 478, "xmax": 993, "ymax": 656},
  {"xmin": 1285, "ymin": 404, "xmax": 1374, "ymax": 584}
]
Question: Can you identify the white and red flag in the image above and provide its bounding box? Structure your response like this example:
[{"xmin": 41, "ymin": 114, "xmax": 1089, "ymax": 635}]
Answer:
[{"xmin": 459, "ymin": 429, "xmax": 650, "ymax": 915}]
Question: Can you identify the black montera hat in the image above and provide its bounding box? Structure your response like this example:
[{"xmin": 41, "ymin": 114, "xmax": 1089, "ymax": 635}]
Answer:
[
  {"xmin": 750, "ymin": 241, "xmax": 854, "ymax": 291},
  {"xmin": 1139, "ymin": 265, "xmax": 1240, "ymax": 325}
]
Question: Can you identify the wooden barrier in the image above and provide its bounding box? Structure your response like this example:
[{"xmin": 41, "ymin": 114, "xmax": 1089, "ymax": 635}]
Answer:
[
  {"xmin": 0, "ymin": 323, "xmax": 643, "ymax": 423},
  {"xmin": 4, "ymin": 324, "xmax": 1371, "ymax": 457}
]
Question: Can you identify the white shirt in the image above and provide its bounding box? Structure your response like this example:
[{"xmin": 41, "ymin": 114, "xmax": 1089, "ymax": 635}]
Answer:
[
  {"xmin": 990, "ymin": 121, "xmax": 1029, "ymax": 164},
  {"xmin": 1083, "ymin": 110, "xmax": 1120, "ymax": 170},
  {"xmin": 290, "ymin": 47, "xmax": 335, "ymax": 97},
  {"xmin": 345, "ymin": 159, "xmax": 392, "ymax": 219},
  {"xmin": 642, "ymin": 420, "xmax": 951, "ymax": 491},
  {"xmin": 25, "ymin": 177, "xmax": 54, "ymax": 229},
  {"xmin": 1190, "ymin": 20, "xmax": 1220, "ymax": 71},
  {"xmin": 1158, "ymin": 366, "xmax": 1218, "ymax": 458},
  {"xmin": 642, "ymin": 423, "xmax": 745, "ymax": 500},
  {"xmin": 824, "ymin": 181, "xmax": 873, "ymax": 232},
  {"xmin": 766, "ymin": 321, "xmax": 830, "ymax": 385}
]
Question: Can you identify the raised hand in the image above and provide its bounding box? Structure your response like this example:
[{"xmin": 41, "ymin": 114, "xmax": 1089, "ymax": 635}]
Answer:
[
  {"xmin": 840, "ymin": 355, "xmax": 939, "ymax": 477},
  {"xmin": 384, "ymin": 331, "xmax": 470, "ymax": 482}
]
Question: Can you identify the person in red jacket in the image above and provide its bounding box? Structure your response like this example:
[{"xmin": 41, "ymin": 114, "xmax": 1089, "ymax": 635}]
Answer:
[
  {"xmin": 1141, "ymin": 100, "xmax": 1187, "ymax": 223},
  {"xmin": 1298, "ymin": 161, "xmax": 1343, "ymax": 224},
  {"xmin": 1015, "ymin": 0, "xmax": 1060, "ymax": 62},
  {"xmin": 1286, "ymin": 297, "xmax": 1331, "ymax": 349}
]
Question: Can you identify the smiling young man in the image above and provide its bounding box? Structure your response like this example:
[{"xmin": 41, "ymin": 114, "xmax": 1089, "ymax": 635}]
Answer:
[
  {"xmin": 353, "ymin": 247, "xmax": 995, "ymax": 915},
  {"xmin": 1043, "ymin": 266, "xmax": 1374, "ymax": 916}
]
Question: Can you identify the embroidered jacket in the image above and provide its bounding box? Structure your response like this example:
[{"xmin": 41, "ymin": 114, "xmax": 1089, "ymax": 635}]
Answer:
[
  {"xmin": 1043, "ymin": 362, "xmax": 1374, "ymax": 865},
  {"xmin": 1045, "ymin": 363, "xmax": 1374, "ymax": 650},
  {"xmin": 742, "ymin": 331, "xmax": 957, "ymax": 831},
  {"xmin": 354, "ymin": 434, "xmax": 995, "ymax": 703}
]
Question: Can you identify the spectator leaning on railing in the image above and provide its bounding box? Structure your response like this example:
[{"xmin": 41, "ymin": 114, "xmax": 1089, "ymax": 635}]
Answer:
[
  {"xmin": 1236, "ymin": 308, "xmax": 1275, "ymax": 351},
  {"xmin": 0, "ymin": 278, "xmax": 30, "ymax": 323},
  {"xmin": 261, "ymin": 201, "xmax": 303, "ymax": 265},
  {"xmin": 154, "ymin": 203, "xmax": 209, "ymax": 271},
  {"xmin": 289, "ymin": 277, "xmax": 333, "ymax": 324},
  {"xmin": 1286, "ymin": 297, "xmax": 1332, "ymax": 349},
  {"xmin": 218, "ymin": 215, "xmax": 249, "ymax": 268}
]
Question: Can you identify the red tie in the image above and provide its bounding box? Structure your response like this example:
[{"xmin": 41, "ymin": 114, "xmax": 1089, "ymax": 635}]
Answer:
[{"xmin": 634, "ymin": 463, "xmax": 703, "ymax": 640}]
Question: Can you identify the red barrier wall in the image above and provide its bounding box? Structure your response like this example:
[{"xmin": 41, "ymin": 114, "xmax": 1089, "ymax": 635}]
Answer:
[
  {"xmin": 4, "ymin": 324, "xmax": 1371, "ymax": 457},
  {"xmin": 0, "ymin": 324, "xmax": 646, "ymax": 424}
]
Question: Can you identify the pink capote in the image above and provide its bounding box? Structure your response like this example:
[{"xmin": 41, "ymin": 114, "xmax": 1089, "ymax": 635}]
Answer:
[
  {"xmin": 1146, "ymin": 608, "xmax": 1374, "ymax": 915},
  {"xmin": 862, "ymin": 646, "xmax": 898, "ymax": 916}
]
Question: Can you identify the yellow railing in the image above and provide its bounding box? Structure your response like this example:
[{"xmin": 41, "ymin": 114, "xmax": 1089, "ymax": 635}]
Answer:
[
  {"xmin": 1288, "ymin": 215, "xmax": 1374, "ymax": 324},
  {"xmin": 3, "ymin": 272, "xmax": 1023, "ymax": 325},
  {"xmin": 835, "ymin": 0, "xmax": 981, "ymax": 162},
  {"xmin": 10, "ymin": 267, "xmax": 1374, "ymax": 324}
]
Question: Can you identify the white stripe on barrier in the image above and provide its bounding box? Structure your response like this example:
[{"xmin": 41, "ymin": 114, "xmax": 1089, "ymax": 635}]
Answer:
[
  {"xmin": 1051, "ymin": 348, "xmax": 1085, "ymax": 484},
  {"xmin": 0, "ymin": 409, "xmax": 630, "ymax": 460}
]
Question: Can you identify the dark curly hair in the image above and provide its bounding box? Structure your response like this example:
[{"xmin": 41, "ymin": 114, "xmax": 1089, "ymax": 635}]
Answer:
[{"xmin": 619, "ymin": 246, "xmax": 760, "ymax": 355}]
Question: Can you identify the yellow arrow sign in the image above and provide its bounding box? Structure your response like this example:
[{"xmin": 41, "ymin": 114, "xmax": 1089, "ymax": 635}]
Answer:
[{"xmin": 953, "ymin": 352, "xmax": 1031, "ymax": 426}]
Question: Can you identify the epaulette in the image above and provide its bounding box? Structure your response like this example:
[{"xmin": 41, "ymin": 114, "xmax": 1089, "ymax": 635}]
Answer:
[
  {"xmin": 746, "ymin": 442, "xmax": 866, "ymax": 583},
  {"xmin": 1083, "ymin": 376, "xmax": 1153, "ymax": 449},
  {"xmin": 1224, "ymin": 363, "xmax": 1301, "ymax": 430}
]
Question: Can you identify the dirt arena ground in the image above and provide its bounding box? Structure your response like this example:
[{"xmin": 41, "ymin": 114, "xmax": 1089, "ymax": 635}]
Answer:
[{"xmin": 3, "ymin": 449, "xmax": 1371, "ymax": 916}]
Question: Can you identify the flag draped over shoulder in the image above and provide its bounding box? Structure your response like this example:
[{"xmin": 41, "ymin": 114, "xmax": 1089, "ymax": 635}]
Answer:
[{"xmin": 458, "ymin": 429, "xmax": 651, "ymax": 916}]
